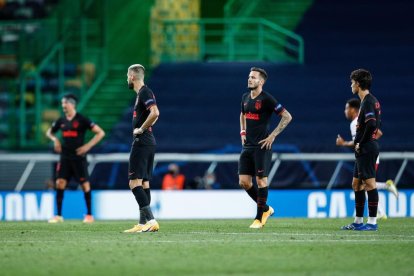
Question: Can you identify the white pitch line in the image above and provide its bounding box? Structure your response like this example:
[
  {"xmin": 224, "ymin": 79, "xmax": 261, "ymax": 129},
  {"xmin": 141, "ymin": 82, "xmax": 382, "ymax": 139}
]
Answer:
[
  {"xmin": 1, "ymin": 239, "xmax": 414, "ymax": 244},
  {"xmin": 184, "ymin": 231, "xmax": 414, "ymax": 238}
]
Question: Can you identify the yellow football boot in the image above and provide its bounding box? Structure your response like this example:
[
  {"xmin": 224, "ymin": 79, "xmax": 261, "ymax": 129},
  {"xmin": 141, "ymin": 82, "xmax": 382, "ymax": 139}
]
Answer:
[
  {"xmin": 261, "ymin": 206, "xmax": 274, "ymax": 226},
  {"xmin": 83, "ymin": 215, "xmax": 94, "ymax": 223},
  {"xmin": 249, "ymin": 219, "xmax": 263, "ymax": 229},
  {"xmin": 48, "ymin": 216, "xmax": 64, "ymax": 223},
  {"xmin": 123, "ymin": 224, "xmax": 145, "ymax": 233},
  {"xmin": 142, "ymin": 219, "xmax": 160, "ymax": 232}
]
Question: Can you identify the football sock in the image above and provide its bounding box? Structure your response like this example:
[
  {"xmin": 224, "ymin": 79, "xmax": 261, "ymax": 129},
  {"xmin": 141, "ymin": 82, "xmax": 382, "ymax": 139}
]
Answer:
[
  {"xmin": 84, "ymin": 191, "xmax": 92, "ymax": 215},
  {"xmin": 367, "ymin": 188, "xmax": 379, "ymax": 224},
  {"xmin": 255, "ymin": 187, "xmax": 268, "ymax": 221},
  {"xmin": 144, "ymin": 188, "xmax": 151, "ymax": 204},
  {"xmin": 141, "ymin": 206, "xmax": 155, "ymax": 221},
  {"xmin": 355, "ymin": 190, "xmax": 365, "ymax": 218},
  {"xmin": 354, "ymin": 217, "xmax": 363, "ymax": 224},
  {"xmin": 132, "ymin": 186, "xmax": 151, "ymax": 223},
  {"xmin": 139, "ymin": 209, "xmax": 146, "ymax": 225},
  {"xmin": 56, "ymin": 188, "xmax": 64, "ymax": 216},
  {"xmin": 246, "ymin": 185, "xmax": 269, "ymax": 212},
  {"xmin": 132, "ymin": 186, "xmax": 150, "ymax": 207},
  {"xmin": 376, "ymin": 182, "xmax": 387, "ymax": 190}
]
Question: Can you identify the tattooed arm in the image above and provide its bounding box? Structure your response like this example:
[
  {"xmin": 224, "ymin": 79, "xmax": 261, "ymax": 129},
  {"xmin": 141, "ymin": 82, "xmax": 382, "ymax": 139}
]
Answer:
[{"xmin": 259, "ymin": 109, "xmax": 293, "ymax": 149}]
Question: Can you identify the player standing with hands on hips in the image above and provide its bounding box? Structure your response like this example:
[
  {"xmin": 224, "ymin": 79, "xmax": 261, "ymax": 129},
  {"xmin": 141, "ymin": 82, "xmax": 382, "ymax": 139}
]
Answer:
[
  {"xmin": 46, "ymin": 94, "xmax": 105, "ymax": 223},
  {"xmin": 124, "ymin": 64, "xmax": 160, "ymax": 233},
  {"xmin": 238, "ymin": 67, "xmax": 292, "ymax": 229}
]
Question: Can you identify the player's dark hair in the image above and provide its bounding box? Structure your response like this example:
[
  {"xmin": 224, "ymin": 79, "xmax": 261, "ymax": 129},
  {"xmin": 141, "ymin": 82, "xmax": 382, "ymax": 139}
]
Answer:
[
  {"xmin": 250, "ymin": 67, "xmax": 268, "ymax": 81},
  {"xmin": 350, "ymin": 69, "xmax": 372, "ymax": 90},
  {"xmin": 62, "ymin": 93, "xmax": 78, "ymax": 104},
  {"xmin": 347, "ymin": 98, "xmax": 360, "ymax": 110}
]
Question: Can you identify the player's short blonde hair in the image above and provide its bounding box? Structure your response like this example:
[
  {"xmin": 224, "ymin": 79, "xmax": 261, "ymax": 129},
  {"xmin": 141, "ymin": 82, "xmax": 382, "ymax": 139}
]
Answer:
[{"xmin": 128, "ymin": 64, "xmax": 145, "ymax": 80}]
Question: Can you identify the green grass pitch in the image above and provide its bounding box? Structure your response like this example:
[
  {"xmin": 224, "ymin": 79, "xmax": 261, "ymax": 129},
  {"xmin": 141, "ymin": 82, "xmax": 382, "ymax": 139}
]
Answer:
[{"xmin": 1, "ymin": 218, "xmax": 413, "ymax": 275}]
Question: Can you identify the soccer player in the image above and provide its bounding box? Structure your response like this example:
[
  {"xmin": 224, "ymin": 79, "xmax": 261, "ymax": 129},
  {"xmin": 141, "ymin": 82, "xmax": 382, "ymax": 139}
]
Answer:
[
  {"xmin": 341, "ymin": 69, "xmax": 382, "ymax": 231},
  {"xmin": 336, "ymin": 98, "xmax": 398, "ymax": 219},
  {"xmin": 46, "ymin": 94, "xmax": 105, "ymax": 223},
  {"xmin": 239, "ymin": 67, "xmax": 292, "ymax": 229},
  {"xmin": 123, "ymin": 64, "xmax": 160, "ymax": 233}
]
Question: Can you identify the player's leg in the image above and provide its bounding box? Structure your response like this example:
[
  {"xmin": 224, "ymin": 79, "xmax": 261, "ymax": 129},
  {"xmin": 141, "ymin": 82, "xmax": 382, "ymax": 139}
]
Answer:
[
  {"xmin": 49, "ymin": 160, "xmax": 68, "ymax": 223},
  {"xmin": 141, "ymin": 147, "xmax": 159, "ymax": 232},
  {"xmin": 75, "ymin": 158, "xmax": 94, "ymax": 223},
  {"xmin": 80, "ymin": 181, "xmax": 94, "ymax": 223},
  {"xmin": 124, "ymin": 146, "xmax": 149, "ymax": 232},
  {"xmin": 377, "ymin": 203, "xmax": 387, "ymax": 220},
  {"xmin": 355, "ymin": 150, "xmax": 379, "ymax": 231},
  {"xmin": 248, "ymin": 149, "xmax": 273, "ymax": 229},
  {"xmin": 376, "ymin": 180, "xmax": 398, "ymax": 197},
  {"xmin": 341, "ymin": 160, "xmax": 365, "ymax": 230},
  {"xmin": 238, "ymin": 149, "xmax": 270, "ymax": 208},
  {"xmin": 143, "ymin": 180, "xmax": 151, "ymax": 205},
  {"xmin": 375, "ymin": 159, "xmax": 398, "ymax": 197}
]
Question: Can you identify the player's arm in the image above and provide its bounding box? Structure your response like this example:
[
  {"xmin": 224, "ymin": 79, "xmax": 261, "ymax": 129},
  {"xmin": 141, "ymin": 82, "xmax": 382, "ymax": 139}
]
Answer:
[
  {"xmin": 76, "ymin": 125, "xmax": 105, "ymax": 156},
  {"xmin": 240, "ymin": 112, "xmax": 246, "ymax": 145},
  {"xmin": 133, "ymin": 105, "xmax": 160, "ymax": 135},
  {"xmin": 336, "ymin": 135, "xmax": 354, "ymax": 147},
  {"xmin": 259, "ymin": 109, "xmax": 293, "ymax": 150},
  {"xmin": 46, "ymin": 127, "xmax": 62, "ymax": 153}
]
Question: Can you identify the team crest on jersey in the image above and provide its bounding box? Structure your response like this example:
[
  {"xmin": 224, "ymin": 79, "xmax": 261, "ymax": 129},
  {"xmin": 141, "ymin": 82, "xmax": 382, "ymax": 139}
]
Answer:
[
  {"xmin": 255, "ymin": 100, "xmax": 262, "ymax": 110},
  {"xmin": 72, "ymin": 120, "xmax": 79, "ymax": 129}
]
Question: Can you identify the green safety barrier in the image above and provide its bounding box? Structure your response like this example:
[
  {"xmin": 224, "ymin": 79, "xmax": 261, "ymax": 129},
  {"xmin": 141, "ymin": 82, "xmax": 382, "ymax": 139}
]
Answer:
[{"xmin": 153, "ymin": 18, "xmax": 304, "ymax": 64}]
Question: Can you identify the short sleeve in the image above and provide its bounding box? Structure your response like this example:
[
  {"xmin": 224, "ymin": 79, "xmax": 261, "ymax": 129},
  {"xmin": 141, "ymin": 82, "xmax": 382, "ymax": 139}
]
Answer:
[
  {"xmin": 241, "ymin": 94, "xmax": 246, "ymax": 114},
  {"xmin": 363, "ymin": 101, "xmax": 376, "ymax": 123},
  {"xmin": 268, "ymin": 94, "xmax": 284, "ymax": 115},
  {"xmin": 82, "ymin": 116, "xmax": 96, "ymax": 130},
  {"xmin": 141, "ymin": 88, "xmax": 157, "ymax": 110},
  {"xmin": 50, "ymin": 118, "xmax": 62, "ymax": 133}
]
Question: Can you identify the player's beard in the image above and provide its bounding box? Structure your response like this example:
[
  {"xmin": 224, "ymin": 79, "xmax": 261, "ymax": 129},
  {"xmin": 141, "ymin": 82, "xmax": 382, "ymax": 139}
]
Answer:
[
  {"xmin": 248, "ymin": 84, "xmax": 258, "ymax": 91},
  {"xmin": 128, "ymin": 81, "xmax": 134, "ymax": 90}
]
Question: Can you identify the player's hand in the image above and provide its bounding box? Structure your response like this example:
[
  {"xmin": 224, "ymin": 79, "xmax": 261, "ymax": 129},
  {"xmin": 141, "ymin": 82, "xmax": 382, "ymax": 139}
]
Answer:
[
  {"xmin": 133, "ymin": 128, "xmax": 144, "ymax": 135},
  {"xmin": 355, "ymin": 143, "xmax": 360, "ymax": 154},
  {"xmin": 53, "ymin": 139, "xmax": 62, "ymax": 153},
  {"xmin": 241, "ymin": 135, "xmax": 246, "ymax": 145},
  {"xmin": 336, "ymin": 135, "xmax": 345, "ymax": 146},
  {"xmin": 259, "ymin": 134, "xmax": 275, "ymax": 150},
  {"xmin": 76, "ymin": 144, "xmax": 91, "ymax": 156}
]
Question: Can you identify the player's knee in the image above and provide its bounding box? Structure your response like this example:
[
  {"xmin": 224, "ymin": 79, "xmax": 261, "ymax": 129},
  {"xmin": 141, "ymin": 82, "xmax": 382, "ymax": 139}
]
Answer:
[
  {"xmin": 256, "ymin": 177, "xmax": 268, "ymax": 188},
  {"xmin": 56, "ymin": 179, "xmax": 66, "ymax": 189},
  {"xmin": 239, "ymin": 180, "xmax": 251, "ymax": 190},
  {"xmin": 82, "ymin": 182, "xmax": 91, "ymax": 192}
]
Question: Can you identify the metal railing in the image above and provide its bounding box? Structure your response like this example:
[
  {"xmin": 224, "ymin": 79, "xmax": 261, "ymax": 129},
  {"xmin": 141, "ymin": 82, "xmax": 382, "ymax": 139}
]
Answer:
[
  {"xmin": 12, "ymin": 0, "xmax": 108, "ymax": 148},
  {"xmin": 0, "ymin": 152, "xmax": 412, "ymax": 191},
  {"xmin": 153, "ymin": 18, "xmax": 304, "ymax": 64}
]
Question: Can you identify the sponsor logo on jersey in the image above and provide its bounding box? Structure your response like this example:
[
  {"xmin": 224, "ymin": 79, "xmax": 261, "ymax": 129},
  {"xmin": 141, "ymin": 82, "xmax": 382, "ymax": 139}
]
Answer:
[
  {"xmin": 72, "ymin": 120, "xmax": 79, "ymax": 129},
  {"xmin": 62, "ymin": 130, "xmax": 78, "ymax": 137},
  {"xmin": 246, "ymin": 112, "xmax": 260, "ymax": 120}
]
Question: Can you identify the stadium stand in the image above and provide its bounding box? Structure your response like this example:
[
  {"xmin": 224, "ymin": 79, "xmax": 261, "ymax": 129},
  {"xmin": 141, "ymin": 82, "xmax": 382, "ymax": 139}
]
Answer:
[{"xmin": 99, "ymin": 0, "xmax": 414, "ymax": 189}]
